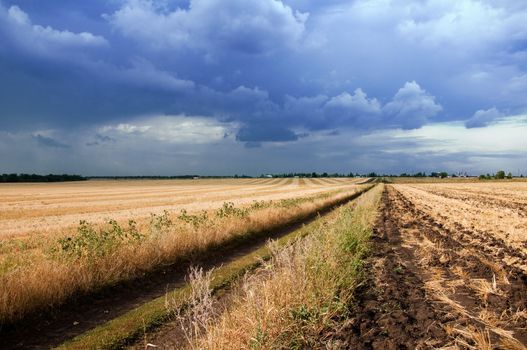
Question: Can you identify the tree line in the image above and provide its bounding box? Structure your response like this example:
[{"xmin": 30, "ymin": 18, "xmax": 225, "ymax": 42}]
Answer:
[
  {"xmin": 259, "ymin": 172, "xmax": 356, "ymax": 178},
  {"xmin": 478, "ymin": 170, "xmax": 516, "ymax": 180},
  {"xmin": 0, "ymin": 173, "xmax": 86, "ymax": 183}
]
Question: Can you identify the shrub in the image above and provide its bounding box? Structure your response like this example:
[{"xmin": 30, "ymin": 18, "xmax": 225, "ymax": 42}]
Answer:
[
  {"xmin": 178, "ymin": 209, "xmax": 211, "ymax": 228},
  {"xmin": 216, "ymin": 202, "xmax": 248, "ymax": 218},
  {"xmin": 56, "ymin": 219, "xmax": 143, "ymax": 260},
  {"xmin": 149, "ymin": 210, "xmax": 174, "ymax": 236}
]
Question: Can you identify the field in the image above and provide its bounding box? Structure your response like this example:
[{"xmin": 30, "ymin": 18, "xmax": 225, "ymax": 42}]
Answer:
[
  {"xmin": 0, "ymin": 178, "xmax": 367, "ymax": 343},
  {"xmin": 0, "ymin": 177, "xmax": 361, "ymax": 239},
  {"xmin": 347, "ymin": 182, "xmax": 527, "ymax": 348},
  {"xmin": 1, "ymin": 179, "xmax": 526, "ymax": 349}
]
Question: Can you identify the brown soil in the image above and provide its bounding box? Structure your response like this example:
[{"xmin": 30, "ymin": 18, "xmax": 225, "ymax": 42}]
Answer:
[
  {"xmin": 329, "ymin": 187, "xmax": 452, "ymax": 349},
  {"xmin": 330, "ymin": 185, "xmax": 527, "ymax": 349}
]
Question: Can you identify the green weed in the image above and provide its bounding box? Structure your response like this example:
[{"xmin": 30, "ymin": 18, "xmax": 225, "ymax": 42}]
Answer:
[{"xmin": 55, "ymin": 219, "xmax": 144, "ymax": 260}]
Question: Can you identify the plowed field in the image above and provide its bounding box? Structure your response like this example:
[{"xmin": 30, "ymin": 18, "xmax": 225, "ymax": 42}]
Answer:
[{"xmin": 342, "ymin": 183, "xmax": 527, "ymax": 348}]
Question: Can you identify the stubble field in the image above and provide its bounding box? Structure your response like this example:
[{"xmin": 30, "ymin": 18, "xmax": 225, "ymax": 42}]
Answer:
[
  {"xmin": 0, "ymin": 177, "xmax": 365, "ymax": 332},
  {"xmin": 0, "ymin": 177, "xmax": 361, "ymax": 239}
]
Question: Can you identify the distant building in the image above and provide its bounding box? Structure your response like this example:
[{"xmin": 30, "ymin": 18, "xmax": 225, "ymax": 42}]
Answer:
[{"xmin": 265, "ymin": 174, "xmax": 273, "ymax": 178}]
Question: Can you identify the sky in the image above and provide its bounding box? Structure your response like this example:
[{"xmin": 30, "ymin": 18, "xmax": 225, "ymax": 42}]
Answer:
[{"xmin": 0, "ymin": 0, "xmax": 526, "ymax": 176}]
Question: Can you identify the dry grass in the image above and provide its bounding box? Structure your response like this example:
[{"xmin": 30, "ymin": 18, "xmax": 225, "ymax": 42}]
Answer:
[
  {"xmin": 169, "ymin": 266, "xmax": 216, "ymax": 345},
  {"xmin": 447, "ymin": 324, "xmax": 527, "ymax": 350},
  {"xmin": 448, "ymin": 326, "xmax": 493, "ymax": 350},
  {"xmin": 423, "ymin": 255, "xmax": 524, "ymax": 347},
  {"xmin": 0, "ymin": 184, "xmax": 365, "ymax": 324},
  {"xmin": 182, "ymin": 184, "xmax": 382, "ymax": 349}
]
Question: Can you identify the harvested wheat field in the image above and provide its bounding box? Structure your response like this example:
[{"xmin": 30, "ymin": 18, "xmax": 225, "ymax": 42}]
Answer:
[
  {"xmin": 0, "ymin": 177, "xmax": 361, "ymax": 239},
  {"xmin": 0, "ymin": 177, "xmax": 368, "ymax": 348}
]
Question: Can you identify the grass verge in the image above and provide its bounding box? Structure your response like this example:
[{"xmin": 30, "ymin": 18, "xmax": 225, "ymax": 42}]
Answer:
[{"xmin": 187, "ymin": 184, "xmax": 383, "ymax": 349}]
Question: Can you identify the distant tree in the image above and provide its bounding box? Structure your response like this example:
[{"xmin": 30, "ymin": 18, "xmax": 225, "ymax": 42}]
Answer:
[
  {"xmin": 439, "ymin": 172, "xmax": 448, "ymax": 178},
  {"xmin": 496, "ymin": 170, "xmax": 506, "ymax": 179},
  {"xmin": 507, "ymin": 172, "xmax": 513, "ymax": 179},
  {"xmin": 478, "ymin": 175, "xmax": 486, "ymax": 180},
  {"xmin": 0, "ymin": 173, "xmax": 86, "ymax": 183}
]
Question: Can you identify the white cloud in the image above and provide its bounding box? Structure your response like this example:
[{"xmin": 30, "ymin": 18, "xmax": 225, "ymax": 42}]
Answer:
[
  {"xmin": 274, "ymin": 82, "xmax": 441, "ymax": 131},
  {"xmin": 387, "ymin": 115, "xmax": 527, "ymax": 155},
  {"xmin": 100, "ymin": 115, "xmax": 235, "ymax": 144},
  {"xmin": 397, "ymin": 0, "xmax": 527, "ymax": 52},
  {"xmin": 323, "ymin": 88, "xmax": 381, "ymax": 126},
  {"xmin": 0, "ymin": 4, "xmax": 108, "ymax": 54},
  {"xmin": 465, "ymin": 107, "xmax": 503, "ymax": 128},
  {"xmin": 383, "ymin": 81, "xmax": 442, "ymax": 129},
  {"xmin": 101, "ymin": 123, "xmax": 152, "ymax": 134},
  {"xmin": 326, "ymin": 88, "xmax": 381, "ymax": 115},
  {"xmin": 106, "ymin": 0, "xmax": 308, "ymax": 54}
]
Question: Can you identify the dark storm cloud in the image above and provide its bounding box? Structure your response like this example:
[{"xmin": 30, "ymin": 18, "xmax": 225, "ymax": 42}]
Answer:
[
  {"xmin": 465, "ymin": 108, "xmax": 504, "ymax": 128},
  {"xmin": 86, "ymin": 133, "xmax": 116, "ymax": 146},
  {"xmin": 33, "ymin": 134, "xmax": 69, "ymax": 148},
  {"xmin": 236, "ymin": 125, "xmax": 299, "ymax": 142},
  {"xmin": 1, "ymin": 0, "xmax": 527, "ymax": 174}
]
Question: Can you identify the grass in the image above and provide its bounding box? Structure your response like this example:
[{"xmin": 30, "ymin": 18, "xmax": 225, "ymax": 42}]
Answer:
[
  {"xmin": 186, "ymin": 184, "xmax": 383, "ymax": 349},
  {"xmin": 0, "ymin": 186, "xmax": 367, "ymax": 325},
  {"xmin": 56, "ymin": 187, "xmax": 371, "ymax": 350}
]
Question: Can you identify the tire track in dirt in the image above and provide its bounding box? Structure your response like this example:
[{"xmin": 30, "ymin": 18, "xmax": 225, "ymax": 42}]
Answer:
[{"xmin": 332, "ymin": 187, "xmax": 451, "ymax": 349}]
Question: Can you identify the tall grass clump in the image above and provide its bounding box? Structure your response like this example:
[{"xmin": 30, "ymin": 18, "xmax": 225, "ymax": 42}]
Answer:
[
  {"xmin": 0, "ymin": 187, "xmax": 366, "ymax": 324},
  {"xmin": 187, "ymin": 185, "xmax": 382, "ymax": 349}
]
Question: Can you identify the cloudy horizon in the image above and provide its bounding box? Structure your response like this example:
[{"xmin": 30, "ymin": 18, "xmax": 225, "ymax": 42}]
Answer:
[{"xmin": 1, "ymin": 0, "xmax": 526, "ymax": 176}]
